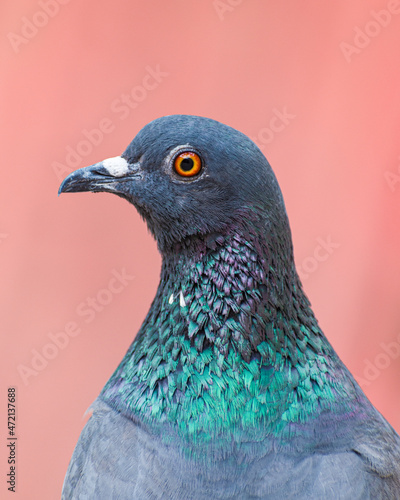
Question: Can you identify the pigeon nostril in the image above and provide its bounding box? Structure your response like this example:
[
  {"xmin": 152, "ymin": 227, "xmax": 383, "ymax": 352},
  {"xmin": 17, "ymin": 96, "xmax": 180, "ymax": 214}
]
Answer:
[{"xmin": 92, "ymin": 168, "xmax": 111, "ymax": 177}]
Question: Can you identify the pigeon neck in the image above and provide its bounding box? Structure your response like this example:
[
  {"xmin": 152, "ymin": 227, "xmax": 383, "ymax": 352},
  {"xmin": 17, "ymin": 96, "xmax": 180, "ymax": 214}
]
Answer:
[
  {"xmin": 157, "ymin": 214, "xmax": 315, "ymax": 360},
  {"xmin": 101, "ymin": 218, "xmax": 360, "ymax": 443}
]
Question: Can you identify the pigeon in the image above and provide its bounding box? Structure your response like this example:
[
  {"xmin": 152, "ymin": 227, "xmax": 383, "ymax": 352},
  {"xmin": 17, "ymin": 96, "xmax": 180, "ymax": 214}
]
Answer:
[{"xmin": 59, "ymin": 115, "xmax": 400, "ymax": 499}]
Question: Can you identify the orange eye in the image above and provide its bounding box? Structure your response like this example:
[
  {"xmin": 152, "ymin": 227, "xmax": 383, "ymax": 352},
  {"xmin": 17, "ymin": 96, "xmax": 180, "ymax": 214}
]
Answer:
[{"xmin": 174, "ymin": 151, "xmax": 202, "ymax": 177}]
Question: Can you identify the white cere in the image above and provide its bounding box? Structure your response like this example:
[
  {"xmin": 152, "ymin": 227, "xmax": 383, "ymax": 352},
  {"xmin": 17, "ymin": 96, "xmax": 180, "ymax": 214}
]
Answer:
[{"xmin": 102, "ymin": 156, "xmax": 129, "ymax": 177}]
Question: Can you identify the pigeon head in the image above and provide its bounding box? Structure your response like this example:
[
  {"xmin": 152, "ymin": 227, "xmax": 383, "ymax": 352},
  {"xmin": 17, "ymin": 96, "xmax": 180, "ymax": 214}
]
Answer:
[{"xmin": 59, "ymin": 115, "xmax": 290, "ymax": 253}]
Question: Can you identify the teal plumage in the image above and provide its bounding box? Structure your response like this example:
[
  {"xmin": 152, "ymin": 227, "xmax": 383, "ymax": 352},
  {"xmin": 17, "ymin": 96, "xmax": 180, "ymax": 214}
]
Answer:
[
  {"xmin": 102, "ymin": 219, "xmax": 357, "ymax": 446},
  {"xmin": 59, "ymin": 115, "xmax": 400, "ymax": 498}
]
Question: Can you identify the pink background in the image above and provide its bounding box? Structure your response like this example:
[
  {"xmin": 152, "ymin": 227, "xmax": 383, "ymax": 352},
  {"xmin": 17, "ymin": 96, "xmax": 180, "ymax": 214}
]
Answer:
[{"xmin": 2, "ymin": 1, "xmax": 400, "ymax": 498}]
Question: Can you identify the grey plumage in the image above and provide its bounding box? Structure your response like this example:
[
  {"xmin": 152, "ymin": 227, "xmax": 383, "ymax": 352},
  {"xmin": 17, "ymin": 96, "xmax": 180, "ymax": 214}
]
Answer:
[
  {"xmin": 62, "ymin": 401, "xmax": 399, "ymax": 499},
  {"xmin": 59, "ymin": 115, "xmax": 400, "ymax": 499}
]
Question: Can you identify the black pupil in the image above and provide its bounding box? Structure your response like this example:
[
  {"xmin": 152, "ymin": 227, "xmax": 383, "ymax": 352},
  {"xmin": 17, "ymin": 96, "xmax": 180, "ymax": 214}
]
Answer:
[{"xmin": 180, "ymin": 157, "xmax": 194, "ymax": 171}]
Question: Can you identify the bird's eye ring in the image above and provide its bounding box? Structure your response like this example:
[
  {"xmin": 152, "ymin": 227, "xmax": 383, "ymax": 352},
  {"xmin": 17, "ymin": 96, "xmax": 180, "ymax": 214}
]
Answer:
[{"xmin": 173, "ymin": 151, "xmax": 202, "ymax": 177}]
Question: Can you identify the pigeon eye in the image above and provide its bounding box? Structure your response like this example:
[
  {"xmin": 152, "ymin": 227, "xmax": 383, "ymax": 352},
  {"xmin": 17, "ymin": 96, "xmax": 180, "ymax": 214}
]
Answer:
[{"xmin": 173, "ymin": 151, "xmax": 202, "ymax": 177}]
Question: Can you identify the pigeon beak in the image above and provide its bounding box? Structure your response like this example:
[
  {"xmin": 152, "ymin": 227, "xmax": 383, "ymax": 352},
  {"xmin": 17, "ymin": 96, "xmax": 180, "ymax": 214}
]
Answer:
[{"xmin": 58, "ymin": 156, "xmax": 142, "ymax": 196}]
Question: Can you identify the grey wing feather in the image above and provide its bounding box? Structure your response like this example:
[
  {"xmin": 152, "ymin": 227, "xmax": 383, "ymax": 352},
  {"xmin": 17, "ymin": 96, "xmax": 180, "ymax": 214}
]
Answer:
[
  {"xmin": 61, "ymin": 400, "xmax": 140, "ymax": 499},
  {"xmin": 62, "ymin": 401, "xmax": 203, "ymax": 500}
]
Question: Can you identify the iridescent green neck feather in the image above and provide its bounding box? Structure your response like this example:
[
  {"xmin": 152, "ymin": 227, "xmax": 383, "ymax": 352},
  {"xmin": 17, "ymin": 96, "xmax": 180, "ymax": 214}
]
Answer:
[{"xmin": 101, "ymin": 212, "xmax": 363, "ymax": 448}]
